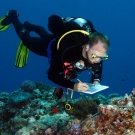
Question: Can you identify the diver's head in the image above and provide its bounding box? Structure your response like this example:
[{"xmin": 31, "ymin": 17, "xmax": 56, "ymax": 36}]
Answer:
[{"xmin": 83, "ymin": 32, "xmax": 110, "ymax": 64}]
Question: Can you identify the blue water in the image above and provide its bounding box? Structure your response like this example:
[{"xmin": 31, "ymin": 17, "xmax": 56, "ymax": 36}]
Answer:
[{"xmin": 0, "ymin": 0, "xmax": 135, "ymax": 97}]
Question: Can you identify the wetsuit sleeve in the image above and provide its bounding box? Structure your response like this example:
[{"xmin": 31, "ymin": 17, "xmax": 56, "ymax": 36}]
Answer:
[
  {"xmin": 48, "ymin": 14, "xmax": 64, "ymax": 37},
  {"xmin": 48, "ymin": 49, "xmax": 75, "ymax": 89},
  {"xmin": 90, "ymin": 61, "xmax": 103, "ymax": 83}
]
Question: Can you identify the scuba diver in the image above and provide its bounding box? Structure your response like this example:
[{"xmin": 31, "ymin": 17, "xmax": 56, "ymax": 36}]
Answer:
[{"xmin": 0, "ymin": 10, "xmax": 110, "ymax": 98}]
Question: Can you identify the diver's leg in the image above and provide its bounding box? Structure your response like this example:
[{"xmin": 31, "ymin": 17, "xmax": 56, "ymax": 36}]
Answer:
[
  {"xmin": 7, "ymin": 10, "xmax": 54, "ymax": 56},
  {"xmin": 24, "ymin": 21, "xmax": 48, "ymax": 38},
  {"xmin": 22, "ymin": 34, "xmax": 54, "ymax": 56},
  {"xmin": 5, "ymin": 10, "xmax": 28, "ymax": 39}
]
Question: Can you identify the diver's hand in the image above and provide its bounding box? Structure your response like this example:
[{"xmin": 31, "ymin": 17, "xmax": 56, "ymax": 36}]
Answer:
[{"xmin": 73, "ymin": 82, "xmax": 89, "ymax": 92}]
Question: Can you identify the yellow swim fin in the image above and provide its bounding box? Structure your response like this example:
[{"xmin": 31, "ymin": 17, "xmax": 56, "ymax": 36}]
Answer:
[
  {"xmin": 0, "ymin": 15, "xmax": 10, "ymax": 32},
  {"xmin": 15, "ymin": 40, "xmax": 29, "ymax": 68}
]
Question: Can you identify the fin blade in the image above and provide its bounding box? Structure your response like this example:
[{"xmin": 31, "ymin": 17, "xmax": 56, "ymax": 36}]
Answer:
[
  {"xmin": 0, "ymin": 16, "xmax": 10, "ymax": 32},
  {"xmin": 15, "ymin": 40, "xmax": 29, "ymax": 68}
]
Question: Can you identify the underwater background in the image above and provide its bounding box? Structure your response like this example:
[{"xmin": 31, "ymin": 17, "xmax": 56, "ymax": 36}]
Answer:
[{"xmin": 0, "ymin": 0, "xmax": 135, "ymax": 96}]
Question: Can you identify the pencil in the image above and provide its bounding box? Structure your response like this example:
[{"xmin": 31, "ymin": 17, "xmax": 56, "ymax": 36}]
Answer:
[{"xmin": 77, "ymin": 79, "xmax": 82, "ymax": 82}]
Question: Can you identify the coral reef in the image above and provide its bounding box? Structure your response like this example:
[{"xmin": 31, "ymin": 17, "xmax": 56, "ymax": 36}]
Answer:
[
  {"xmin": 10, "ymin": 91, "xmax": 32, "ymax": 103},
  {"xmin": 35, "ymin": 82, "xmax": 53, "ymax": 92},
  {"xmin": 0, "ymin": 80, "xmax": 135, "ymax": 135},
  {"xmin": 66, "ymin": 99, "xmax": 98, "ymax": 119},
  {"xmin": 21, "ymin": 80, "xmax": 36, "ymax": 93}
]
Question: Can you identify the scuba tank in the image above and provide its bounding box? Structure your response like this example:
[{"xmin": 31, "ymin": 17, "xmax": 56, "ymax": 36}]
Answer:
[{"xmin": 62, "ymin": 17, "xmax": 91, "ymax": 33}]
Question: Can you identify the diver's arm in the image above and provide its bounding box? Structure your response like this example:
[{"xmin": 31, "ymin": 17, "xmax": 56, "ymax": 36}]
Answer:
[
  {"xmin": 48, "ymin": 50, "xmax": 89, "ymax": 91},
  {"xmin": 48, "ymin": 69, "xmax": 75, "ymax": 89},
  {"xmin": 48, "ymin": 50, "xmax": 75, "ymax": 89},
  {"xmin": 48, "ymin": 63, "xmax": 89, "ymax": 91},
  {"xmin": 90, "ymin": 61, "xmax": 103, "ymax": 83}
]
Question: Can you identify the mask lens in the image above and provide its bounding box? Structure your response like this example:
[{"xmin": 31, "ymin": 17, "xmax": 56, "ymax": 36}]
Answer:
[
  {"xmin": 90, "ymin": 49, "xmax": 108, "ymax": 60},
  {"xmin": 91, "ymin": 54, "xmax": 96, "ymax": 58}
]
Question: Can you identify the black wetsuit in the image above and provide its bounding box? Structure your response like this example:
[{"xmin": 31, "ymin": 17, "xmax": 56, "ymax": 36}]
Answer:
[{"xmin": 11, "ymin": 14, "xmax": 102, "ymax": 89}]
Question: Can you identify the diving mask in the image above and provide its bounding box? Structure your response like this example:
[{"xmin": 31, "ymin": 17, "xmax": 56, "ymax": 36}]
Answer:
[{"xmin": 90, "ymin": 49, "xmax": 109, "ymax": 60}]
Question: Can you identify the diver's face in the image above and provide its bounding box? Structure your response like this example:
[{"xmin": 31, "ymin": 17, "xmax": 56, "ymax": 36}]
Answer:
[{"xmin": 86, "ymin": 41, "xmax": 108, "ymax": 64}]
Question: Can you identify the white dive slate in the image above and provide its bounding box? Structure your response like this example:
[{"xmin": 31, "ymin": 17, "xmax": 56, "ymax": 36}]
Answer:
[
  {"xmin": 68, "ymin": 83, "xmax": 109, "ymax": 94},
  {"xmin": 83, "ymin": 83, "xmax": 109, "ymax": 94}
]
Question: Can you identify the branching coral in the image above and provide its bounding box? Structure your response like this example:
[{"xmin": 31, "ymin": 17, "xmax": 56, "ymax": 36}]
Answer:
[{"xmin": 110, "ymin": 93, "xmax": 135, "ymax": 107}]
